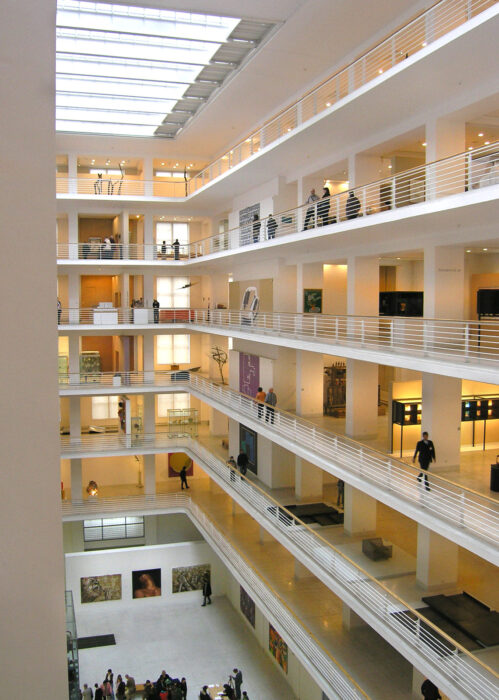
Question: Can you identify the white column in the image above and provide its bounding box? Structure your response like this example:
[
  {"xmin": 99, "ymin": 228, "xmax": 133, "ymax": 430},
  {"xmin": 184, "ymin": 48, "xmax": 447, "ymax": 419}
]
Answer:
[
  {"xmin": 119, "ymin": 209, "xmax": 129, "ymax": 260},
  {"xmin": 423, "ymin": 245, "xmax": 464, "ymax": 319},
  {"xmin": 144, "ymin": 333, "xmax": 154, "ymax": 381},
  {"xmin": 68, "ymin": 271, "xmax": 80, "ymax": 323},
  {"xmin": 70, "ymin": 458, "xmax": 83, "ymax": 503},
  {"xmin": 342, "ymin": 604, "xmax": 368, "ymax": 630},
  {"xmin": 297, "ymin": 176, "xmax": 304, "ymax": 230},
  {"xmin": 144, "ymin": 212, "xmax": 154, "ymax": 260},
  {"xmin": 209, "ymin": 407, "xmax": 228, "ymax": 435},
  {"xmin": 143, "ymin": 270, "xmax": 154, "ymax": 311},
  {"xmin": 68, "ymin": 333, "xmax": 80, "ymax": 382},
  {"xmin": 143, "ymin": 156, "xmax": 153, "ymax": 196},
  {"xmin": 346, "ymin": 256, "xmax": 379, "ymax": 438},
  {"xmin": 426, "ymin": 117, "xmax": 466, "ymax": 198},
  {"xmin": 69, "ymin": 396, "xmax": 81, "ymax": 438},
  {"xmin": 143, "ymin": 393, "xmax": 155, "ymax": 434},
  {"xmin": 343, "ymin": 484, "xmax": 377, "ymax": 536},
  {"xmin": 295, "ymin": 457, "xmax": 323, "ymax": 501},
  {"xmin": 68, "ymin": 211, "xmax": 78, "ymax": 259},
  {"xmin": 294, "ymin": 559, "xmax": 312, "ymax": 579},
  {"xmin": 68, "ymin": 153, "xmax": 77, "ymax": 194},
  {"xmin": 421, "ymin": 373, "xmax": 462, "ymax": 470},
  {"xmin": 417, "ymin": 525, "xmax": 458, "ymax": 590},
  {"xmin": 144, "ymin": 455, "xmax": 156, "ymax": 496},
  {"xmin": 296, "ymin": 262, "xmax": 303, "ymax": 312},
  {"xmin": 296, "ymin": 350, "xmax": 323, "ymax": 415}
]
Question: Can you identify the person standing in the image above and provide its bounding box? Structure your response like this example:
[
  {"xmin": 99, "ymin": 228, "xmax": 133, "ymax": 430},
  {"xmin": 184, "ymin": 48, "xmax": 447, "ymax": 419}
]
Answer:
[
  {"xmin": 125, "ymin": 675, "xmax": 136, "ymax": 699},
  {"xmin": 421, "ymin": 679, "xmax": 441, "ymax": 699},
  {"xmin": 252, "ymin": 213, "xmax": 261, "ymax": 243},
  {"xmin": 104, "ymin": 670, "xmax": 114, "ymax": 699},
  {"xmin": 336, "ymin": 479, "xmax": 344, "ymax": 508},
  {"xmin": 265, "ymin": 388, "xmax": 277, "ymax": 424},
  {"xmin": 231, "ymin": 669, "xmax": 243, "ymax": 700},
  {"xmin": 413, "ymin": 431, "xmax": 436, "ymax": 491},
  {"xmin": 173, "ymin": 238, "xmax": 180, "ymax": 260},
  {"xmin": 57, "ymin": 298, "xmax": 62, "ymax": 324},
  {"xmin": 303, "ymin": 188, "xmax": 319, "ymax": 230},
  {"xmin": 237, "ymin": 451, "xmax": 249, "ymax": 476},
  {"xmin": 201, "ymin": 572, "xmax": 212, "ymax": 606},
  {"xmin": 180, "ymin": 464, "xmax": 189, "ymax": 490},
  {"xmin": 82, "ymin": 683, "xmax": 93, "ymax": 700},
  {"xmin": 94, "ymin": 684, "xmax": 104, "ymax": 700},
  {"xmin": 152, "ymin": 298, "xmax": 160, "ymax": 324},
  {"xmin": 227, "ymin": 455, "xmax": 237, "ymax": 482},
  {"xmin": 242, "ymin": 693, "xmax": 250, "ymax": 700},
  {"xmin": 318, "ymin": 186, "xmax": 331, "ymax": 226},
  {"xmin": 267, "ymin": 214, "xmax": 277, "ymax": 240},
  {"xmin": 115, "ymin": 675, "xmax": 126, "ymax": 700},
  {"xmin": 255, "ymin": 386, "xmax": 266, "ymax": 419},
  {"xmin": 180, "ymin": 677, "xmax": 187, "ymax": 700},
  {"xmin": 160, "ymin": 240, "xmax": 167, "ymax": 259},
  {"xmin": 345, "ymin": 190, "xmax": 361, "ymax": 219},
  {"xmin": 199, "ymin": 686, "xmax": 210, "ymax": 699}
]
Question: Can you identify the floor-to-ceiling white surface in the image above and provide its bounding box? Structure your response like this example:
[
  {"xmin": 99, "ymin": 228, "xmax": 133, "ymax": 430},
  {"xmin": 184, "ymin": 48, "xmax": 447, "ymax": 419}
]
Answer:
[{"xmin": 77, "ymin": 596, "xmax": 297, "ymax": 699}]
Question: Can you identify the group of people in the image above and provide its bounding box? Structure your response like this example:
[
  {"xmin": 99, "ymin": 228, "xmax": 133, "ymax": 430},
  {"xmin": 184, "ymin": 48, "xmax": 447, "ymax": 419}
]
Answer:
[
  {"xmin": 159, "ymin": 239, "xmax": 181, "ymax": 260},
  {"xmin": 80, "ymin": 236, "xmax": 122, "ymax": 260},
  {"xmin": 255, "ymin": 387, "xmax": 277, "ymax": 424},
  {"xmin": 303, "ymin": 187, "xmax": 361, "ymax": 230},
  {"xmin": 250, "ymin": 213, "xmax": 278, "ymax": 243},
  {"xmin": 81, "ymin": 666, "xmax": 248, "ymax": 700}
]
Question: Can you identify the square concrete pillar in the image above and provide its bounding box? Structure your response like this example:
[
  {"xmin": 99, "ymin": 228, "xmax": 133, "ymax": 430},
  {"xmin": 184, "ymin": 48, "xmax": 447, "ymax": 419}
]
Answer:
[
  {"xmin": 143, "ymin": 454, "xmax": 156, "ymax": 496},
  {"xmin": 423, "ymin": 245, "xmax": 464, "ymax": 320},
  {"xmin": 70, "ymin": 458, "xmax": 83, "ymax": 503},
  {"xmin": 295, "ymin": 457, "xmax": 323, "ymax": 502},
  {"xmin": 69, "ymin": 395, "xmax": 81, "ymax": 438},
  {"xmin": 421, "ymin": 373, "xmax": 462, "ymax": 471},
  {"xmin": 343, "ymin": 484, "xmax": 377, "ymax": 536},
  {"xmin": 342, "ymin": 603, "xmax": 367, "ymax": 630},
  {"xmin": 296, "ymin": 349, "xmax": 324, "ymax": 416},
  {"xmin": 416, "ymin": 525, "xmax": 458, "ymax": 591},
  {"xmin": 345, "ymin": 359, "xmax": 379, "ymax": 439},
  {"xmin": 259, "ymin": 525, "xmax": 274, "ymax": 544},
  {"xmin": 294, "ymin": 559, "xmax": 312, "ymax": 579}
]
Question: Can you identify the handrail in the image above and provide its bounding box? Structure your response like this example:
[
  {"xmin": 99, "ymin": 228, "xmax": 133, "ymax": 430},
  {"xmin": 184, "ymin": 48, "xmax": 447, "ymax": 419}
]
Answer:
[
  {"xmin": 186, "ymin": 0, "xmax": 497, "ymax": 194},
  {"xmin": 59, "ymin": 373, "xmax": 499, "ymax": 559},
  {"xmin": 57, "ymin": 140, "xmax": 499, "ymax": 262},
  {"xmin": 56, "ymin": 306, "xmax": 499, "ymax": 370},
  {"xmin": 61, "ymin": 440, "xmax": 499, "ymax": 699},
  {"xmin": 63, "ymin": 492, "xmax": 368, "ymax": 700}
]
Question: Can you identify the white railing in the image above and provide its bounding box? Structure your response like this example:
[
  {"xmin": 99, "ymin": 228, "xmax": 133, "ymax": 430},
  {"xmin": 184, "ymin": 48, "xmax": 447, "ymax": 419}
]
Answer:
[
  {"xmin": 57, "ymin": 141, "xmax": 499, "ymax": 262},
  {"xmin": 62, "ymin": 446, "xmax": 499, "ymax": 699},
  {"xmin": 57, "ymin": 306, "xmax": 499, "ymax": 371},
  {"xmin": 59, "ymin": 372, "xmax": 499, "ymax": 559},
  {"xmin": 62, "ymin": 492, "xmax": 367, "ymax": 700},
  {"xmin": 186, "ymin": 0, "xmax": 497, "ymax": 195},
  {"xmin": 56, "ymin": 176, "xmax": 187, "ymax": 198}
]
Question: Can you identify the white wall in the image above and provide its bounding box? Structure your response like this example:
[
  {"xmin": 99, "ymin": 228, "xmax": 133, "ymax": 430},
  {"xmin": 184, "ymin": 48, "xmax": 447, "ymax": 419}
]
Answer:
[{"xmin": 66, "ymin": 541, "xmax": 227, "ymax": 616}]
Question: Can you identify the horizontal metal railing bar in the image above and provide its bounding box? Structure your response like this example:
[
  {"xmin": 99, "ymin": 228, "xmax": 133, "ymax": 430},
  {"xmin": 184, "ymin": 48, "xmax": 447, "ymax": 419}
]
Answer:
[
  {"xmin": 57, "ymin": 140, "xmax": 499, "ymax": 264},
  {"xmin": 62, "ymin": 491, "xmax": 368, "ymax": 700},
  {"xmin": 61, "ymin": 439, "xmax": 499, "ymax": 699}
]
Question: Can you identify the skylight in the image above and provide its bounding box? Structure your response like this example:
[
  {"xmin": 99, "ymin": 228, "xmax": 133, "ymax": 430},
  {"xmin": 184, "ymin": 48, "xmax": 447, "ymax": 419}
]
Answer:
[{"xmin": 56, "ymin": 0, "xmax": 241, "ymax": 137}]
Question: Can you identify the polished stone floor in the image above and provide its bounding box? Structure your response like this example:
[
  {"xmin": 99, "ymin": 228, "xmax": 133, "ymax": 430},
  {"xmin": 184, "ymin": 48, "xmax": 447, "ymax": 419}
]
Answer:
[{"xmin": 76, "ymin": 596, "xmax": 296, "ymax": 699}]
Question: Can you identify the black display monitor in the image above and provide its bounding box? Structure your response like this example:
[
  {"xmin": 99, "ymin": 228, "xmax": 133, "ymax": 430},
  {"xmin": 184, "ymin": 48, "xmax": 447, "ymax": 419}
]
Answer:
[
  {"xmin": 477, "ymin": 289, "xmax": 499, "ymax": 317},
  {"xmin": 379, "ymin": 291, "xmax": 424, "ymax": 316}
]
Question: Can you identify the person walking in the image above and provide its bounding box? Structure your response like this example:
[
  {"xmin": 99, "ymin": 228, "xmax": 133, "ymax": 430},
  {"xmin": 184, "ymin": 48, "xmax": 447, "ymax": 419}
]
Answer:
[
  {"xmin": 242, "ymin": 693, "xmax": 250, "ymax": 700},
  {"xmin": 237, "ymin": 451, "xmax": 249, "ymax": 476},
  {"xmin": 336, "ymin": 479, "xmax": 344, "ymax": 508},
  {"xmin": 303, "ymin": 188, "xmax": 319, "ymax": 230},
  {"xmin": 252, "ymin": 213, "xmax": 261, "ymax": 243},
  {"xmin": 152, "ymin": 298, "xmax": 160, "ymax": 324},
  {"xmin": 318, "ymin": 186, "xmax": 331, "ymax": 226},
  {"xmin": 413, "ymin": 431, "xmax": 436, "ymax": 491},
  {"xmin": 255, "ymin": 386, "xmax": 266, "ymax": 419},
  {"xmin": 267, "ymin": 214, "xmax": 277, "ymax": 240},
  {"xmin": 265, "ymin": 387, "xmax": 277, "ymax": 424},
  {"xmin": 421, "ymin": 678, "xmax": 441, "ymax": 699},
  {"xmin": 231, "ymin": 669, "xmax": 243, "ymax": 700},
  {"xmin": 201, "ymin": 572, "xmax": 212, "ymax": 606},
  {"xmin": 180, "ymin": 464, "xmax": 189, "ymax": 490},
  {"xmin": 345, "ymin": 190, "xmax": 361, "ymax": 219}
]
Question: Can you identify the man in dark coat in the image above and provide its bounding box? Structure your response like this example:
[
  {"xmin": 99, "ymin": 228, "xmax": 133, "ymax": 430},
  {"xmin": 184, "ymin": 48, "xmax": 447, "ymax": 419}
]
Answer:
[
  {"xmin": 231, "ymin": 669, "xmax": 243, "ymax": 699},
  {"xmin": 180, "ymin": 464, "xmax": 189, "ymax": 490},
  {"xmin": 421, "ymin": 678, "xmax": 441, "ymax": 699},
  {"xmin": 201, "ymin": 573, "xmax": 212, "ymax": 606},
  {"xmin": 267, "ymin": 214, "xmax": 277, "ymax": 239},
  {"xmin": 413, "ymin": 431, "xmax": 436, "ymax": 491},
  {"xmin": 345, "ymin": 190, "xmax": 361, "ymax": 219},
  {"xmin": 237, "ymin": 451, "xmax": 249, "ymax": 476}
]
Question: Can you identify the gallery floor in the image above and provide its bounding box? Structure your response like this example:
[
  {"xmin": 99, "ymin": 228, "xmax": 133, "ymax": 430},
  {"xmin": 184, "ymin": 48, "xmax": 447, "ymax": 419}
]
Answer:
[{"xmin": 76, "ymin": 596, "xmax": 296, "ymax": 699}]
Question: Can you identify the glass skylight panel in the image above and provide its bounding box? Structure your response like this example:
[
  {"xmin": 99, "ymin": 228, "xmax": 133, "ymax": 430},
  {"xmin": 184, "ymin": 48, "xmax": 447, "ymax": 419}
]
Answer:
[{"xmin": 56, "ymin": 0, "xmax": 240, "ymax": 136}]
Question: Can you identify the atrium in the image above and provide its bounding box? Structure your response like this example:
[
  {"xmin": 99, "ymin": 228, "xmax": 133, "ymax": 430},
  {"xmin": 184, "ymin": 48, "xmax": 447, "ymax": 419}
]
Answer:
[{"xmin": 1, "ymin": 0, "xmax": 499, "ymax": 699}]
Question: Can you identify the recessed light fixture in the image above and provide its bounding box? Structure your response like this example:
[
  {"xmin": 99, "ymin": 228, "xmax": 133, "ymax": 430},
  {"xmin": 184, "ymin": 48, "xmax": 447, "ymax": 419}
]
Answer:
[
  {"xmin": 326, "ymin": 102, "xmax": 331, "ymax": 107},
  {"xmin": 422, "ymin": 41, "xmax": 427, "ymax": 47},
  {"xmin": 287, "ymin": 127, "xmax": 291, "ymax": 132},
  {"xmin": 484, "ymin": 141, "xmax": 490, "ymax": 145},
  {"xmin": 478, "ymin": 132, "xmax": 484, "ymax": 137},
  {"xmin": 466, "ymin": 249, "xmax": 471, "ymax": 253},
  {"xmin": 483, "ymin": 248, "xmax": 488, "ymax": 251},
  {"xmin": 378, "ymin": 68, "xmax": 383, "ymax": 74},
  {"xmin": 388, "ymin": 165, "xmax": 392, "ymax": 169},
  {"xmin": 468, "ymin": 146, "xmax": 473, "ymax": 151},
  {"xmin": 136, "ymin": 215, "xmax": 140, "ymax": 219},
  {"xmin": 161, "ymin": 162, "xmax": 165, "ymax": 165},
  {"xmin": 422, "ymin": 142, "xmax": 427, "ymax": 147},
  {"xmin": 396, "ymin": 257, "xmax": 401, "ymax": 260}
]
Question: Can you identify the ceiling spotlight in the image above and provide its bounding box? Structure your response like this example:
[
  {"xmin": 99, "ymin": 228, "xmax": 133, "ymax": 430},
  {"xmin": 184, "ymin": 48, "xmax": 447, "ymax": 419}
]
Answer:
[
  {"xmin": 175, "ymin": 162, "xmax": 179, "ymax": 166},
  {"xmin": 478, "ymin": 132, "xmax": 484, "ymax": 137},
  {"xmin": 468, "ymin": 146, "xmax": 473, "ymax": 151},
  {"xmin": 483, "ymin": 248, "xmax": 488, "ymax": 251},
  {"xmin": 422, "ymin": 41, "xmax": 427, "ymax": 47},
  {"xmin": 466, "ymin": 249, "xmax": 471, "ymax": 253},
  {"xmin": 378, "ymin": 68, "xmax": 383, "ymax": 74},
  {"xmin": 326, "ymin": 102, "xmax": 331, "ymax": 107},
  {"xmin": 161, "ymin": 162, "xmax": 165, "ymax": 165},
  {"xmin": 189, "ymin": 163, "xmax": 193, "ymax": 167},
  {"xmin": 422, "ymin": 142, "xmax": 427, "ymax": 147},
  {"xmin": 388, "ymin": 165, "xmax": 393, "ymax": 169},
  {"xmin": 484, "ymin": 141, "xmax": 490, "ymax": 145}
]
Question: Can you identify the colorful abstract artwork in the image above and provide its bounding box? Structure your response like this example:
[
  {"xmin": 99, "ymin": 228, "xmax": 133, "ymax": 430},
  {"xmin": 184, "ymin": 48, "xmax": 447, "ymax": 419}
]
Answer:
[
  {"xmin": 304, "ymin": 288, "xmax": 322, "ymax": 313},
  {"xmin": 240, "ymin": 585, "xmax": 255, "ymax": 628},
  {"xmin": 172, "ymin": 564, "xmax": 210, "ymax": 593},
  {"xmin": 239, "ymin": 352, "xmax": 260, "ymax": 397},
  {"xmin": 80, "ymin": 574, "xmax": 122, "ymax": 603},
  {"xmin": 168, "ymin": 452, "xmax": 194, "ymax": 478},
  {"xmin": 269, "ymin": 624, "xmax": 288, "ymax": 673}
]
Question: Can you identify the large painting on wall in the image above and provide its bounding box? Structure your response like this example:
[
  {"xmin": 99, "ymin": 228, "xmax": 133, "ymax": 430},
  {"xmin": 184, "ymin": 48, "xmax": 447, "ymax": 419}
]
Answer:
[
  {"xmin": 168, "ymin": 452, "xmax": 194, "ymax": 478},
  {"xmin": 172, "ymin": 564, "xmax": 210, "ymax": 593},
  {"xmin": 132, "ymin": 569, "xmax": 162, "ymax": 598},
  {"xmin": 269, "ymin": 624, "xmax": 288, "ymax": 673},
  {"xmin": 239, "ymin": 353, "xmax": 260, "ymax": 397},
  {"xmin": 239, "ymin": 424, "xmax": 257, "ymax": 474},
  {"xmin": 239, "ymin": 202, "xmax": 260, "ymax": 246},
  {"xmin": 80, "ymin": 574, "xmax": 122, "ymax": 603},
  {"xmin": 240, "ymin": 585, "xmax": 256, "ymax": 628}
]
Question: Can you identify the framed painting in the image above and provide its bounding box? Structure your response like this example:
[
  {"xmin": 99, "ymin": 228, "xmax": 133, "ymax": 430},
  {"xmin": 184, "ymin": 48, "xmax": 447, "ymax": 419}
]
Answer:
[
  {"xmin": 240, "ymin": 585, "xmax": 255, "ymax": 628},
  {"xmin": 132, "ymin": 569, "xmax": 161, "ymax": 599},
  {"xmin": 269, "ymin": 624, "xmax": 288, "ymax": 673},
  {"xmin": 304, "ymin": 288, "xmax": 322, "ymax": 313},
  {"xmin": 172, "ymin": 564, "xmax": 210, "ymax": 593},
  {"xmin": 80, "ymin": 574, "xmax": 122, "ymax": 603},
  {"xmin": 239, "ymin": 424, "xmax": 257, "ymax": 474}
]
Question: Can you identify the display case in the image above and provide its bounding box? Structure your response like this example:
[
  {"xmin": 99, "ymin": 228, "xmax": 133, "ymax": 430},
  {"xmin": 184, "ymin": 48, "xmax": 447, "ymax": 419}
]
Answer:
[
  {"xmin": 79, "ymin": 351, "xmax": 101, "ymax": 380},
  {"xmin": 168, "ymin": 408, "xmax": 199, "ymax": 437}
]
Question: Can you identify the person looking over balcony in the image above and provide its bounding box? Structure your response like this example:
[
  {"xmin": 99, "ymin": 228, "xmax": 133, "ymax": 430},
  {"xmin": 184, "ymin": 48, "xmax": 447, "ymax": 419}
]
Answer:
[
  {"xmin": 346, "ymin": 190, "xmax": 361, "ymax": 219},
  {"xmin": 303, "ymin": 188, "xmax": 319, "ymax": 230},
  {"xmin": 173, "ymin": 238, "xmax": 180, "ymax": 260},
  {"xmin": 267, "ymin": 213, "xmax": 277, "ymax": 239},
  {"xmin": 318, "ymin": 186, "xmax": 331, "ymax": 226},
  {"xmin": 265, "ymin": 388, "xmax": 277, "ymax": 424},
  {"xmin": 252, "ymin": 213, "xmax": 261, "ymax": 243}
]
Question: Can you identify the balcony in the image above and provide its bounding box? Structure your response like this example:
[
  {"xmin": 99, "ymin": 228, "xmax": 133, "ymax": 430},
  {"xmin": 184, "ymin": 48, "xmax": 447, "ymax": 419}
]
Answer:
[
  {"xmin": 61, "ymin": 443, "xmax": 499, "ymax": 700},
  {"xmin": 59, "ymin": 371, "xmax": 499, "ymax": 565},
  {"xmin": 57, "ymin": 142, "xmax": 499, "ymax": 265},
  {"xmin": 57, "ymin": 307, "xmax": 499, "ymax": 384}
]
